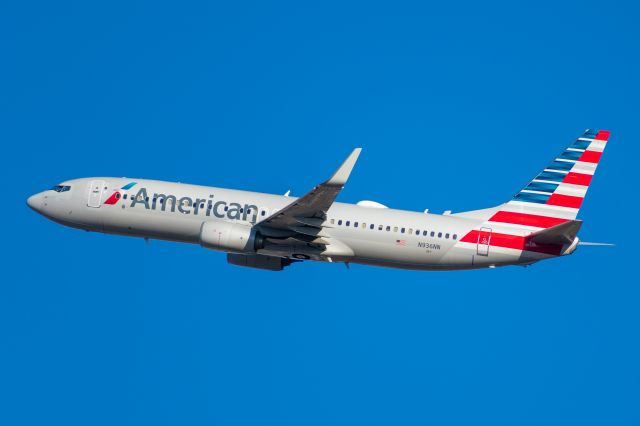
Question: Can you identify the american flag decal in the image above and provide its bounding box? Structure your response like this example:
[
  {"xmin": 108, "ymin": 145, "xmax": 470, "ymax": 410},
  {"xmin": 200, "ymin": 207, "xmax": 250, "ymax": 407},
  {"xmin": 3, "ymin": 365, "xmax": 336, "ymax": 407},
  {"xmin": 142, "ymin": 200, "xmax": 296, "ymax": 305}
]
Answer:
[{"xmin": 396, "ymin": 239, "xmax": 406, "ymax": 246}]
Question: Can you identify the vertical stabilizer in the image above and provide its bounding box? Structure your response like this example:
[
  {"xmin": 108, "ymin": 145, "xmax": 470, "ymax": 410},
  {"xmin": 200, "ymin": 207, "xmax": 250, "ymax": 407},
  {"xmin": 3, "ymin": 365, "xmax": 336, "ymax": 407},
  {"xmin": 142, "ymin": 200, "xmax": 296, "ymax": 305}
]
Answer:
[
  {"xmin": 492, "ymin": 129, "xmax": 610, "ymax": 227},
  {"xmin": 456, "ymin": 130, "xmax": 610, "ymax": 258}
]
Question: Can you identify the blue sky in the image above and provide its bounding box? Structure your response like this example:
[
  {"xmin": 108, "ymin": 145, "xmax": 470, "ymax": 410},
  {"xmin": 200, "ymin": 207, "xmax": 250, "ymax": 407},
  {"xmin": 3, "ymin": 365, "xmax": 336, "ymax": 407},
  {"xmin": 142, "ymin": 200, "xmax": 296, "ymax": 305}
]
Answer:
[{"xmin": 2, "ymin": 1, "xmax": 639, "ymax": 425}]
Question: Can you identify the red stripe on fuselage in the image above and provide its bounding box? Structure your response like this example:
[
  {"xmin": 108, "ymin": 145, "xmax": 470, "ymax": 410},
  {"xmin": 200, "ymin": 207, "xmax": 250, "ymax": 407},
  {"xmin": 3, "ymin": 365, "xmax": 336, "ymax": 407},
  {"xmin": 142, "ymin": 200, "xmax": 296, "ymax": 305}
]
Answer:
[
  {"xmin": 595, "ymin": 130, "xmax": 610, "ymax": 141},
  {"xmin": 546, "ymin": 193, "xmax": 583, "ymax": 208},
  {"xmin": 489, "ymin": 211, "xmax": 569, "ymax": 228},
  {"xmin": 460, "ymin": 230, "xmax": 563, "ymax": 256},
  {"xmin": 578, "ymin": 150, "xmax": 602, "ymax": 163},
  {"xmin": 562, "ymin": 172, "xmax": 592, "ymax": 186}
]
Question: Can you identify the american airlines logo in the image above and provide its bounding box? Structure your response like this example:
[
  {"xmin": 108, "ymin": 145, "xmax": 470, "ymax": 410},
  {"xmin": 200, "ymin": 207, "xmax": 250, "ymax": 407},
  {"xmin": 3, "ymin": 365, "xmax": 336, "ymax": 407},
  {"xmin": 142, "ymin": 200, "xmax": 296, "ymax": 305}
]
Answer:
[
  {"xmin": 106, "ymin": 183, "xmax": 259, "ymax": 224},
  {"xmin": 104, "ymin": 181, "xmax": 138, "ymax": 205}
]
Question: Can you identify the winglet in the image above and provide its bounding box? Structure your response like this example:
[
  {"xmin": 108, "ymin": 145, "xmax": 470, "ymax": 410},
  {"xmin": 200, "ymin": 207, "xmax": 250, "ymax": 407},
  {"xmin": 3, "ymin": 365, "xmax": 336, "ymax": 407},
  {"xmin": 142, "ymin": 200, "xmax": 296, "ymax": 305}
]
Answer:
[{"xmin": 325, "ymin": 148, "xmax": 362, "ymax": 186}]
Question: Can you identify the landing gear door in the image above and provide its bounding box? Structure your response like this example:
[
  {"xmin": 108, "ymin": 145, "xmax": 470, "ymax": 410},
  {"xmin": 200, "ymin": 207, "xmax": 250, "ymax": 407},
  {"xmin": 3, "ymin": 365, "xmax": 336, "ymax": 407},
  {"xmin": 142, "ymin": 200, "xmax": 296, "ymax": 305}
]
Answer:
[
  {"xmin": 477, "ymin": 227, "xmax": 492, "ymax": 256},
  {"xmin": 87, "ymin": 180, "xmax": 106, "ymax": 208}
]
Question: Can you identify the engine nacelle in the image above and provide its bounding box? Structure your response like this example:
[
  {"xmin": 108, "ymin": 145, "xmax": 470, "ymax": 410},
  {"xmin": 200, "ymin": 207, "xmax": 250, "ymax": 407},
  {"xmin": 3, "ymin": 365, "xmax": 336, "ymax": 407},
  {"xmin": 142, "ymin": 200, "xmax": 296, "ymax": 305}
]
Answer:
[{"xmin": 199, "ymin": 221, "xmax": 263, "ymax": 254}]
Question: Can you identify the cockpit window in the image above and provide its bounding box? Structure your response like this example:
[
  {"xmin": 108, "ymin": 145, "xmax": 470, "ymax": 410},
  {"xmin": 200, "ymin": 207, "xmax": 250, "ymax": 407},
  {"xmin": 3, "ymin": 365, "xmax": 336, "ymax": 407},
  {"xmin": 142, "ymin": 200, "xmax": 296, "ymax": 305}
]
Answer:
[{"xmin": 51, "ymin": 185, "xmax": 71, "ymax": 192}]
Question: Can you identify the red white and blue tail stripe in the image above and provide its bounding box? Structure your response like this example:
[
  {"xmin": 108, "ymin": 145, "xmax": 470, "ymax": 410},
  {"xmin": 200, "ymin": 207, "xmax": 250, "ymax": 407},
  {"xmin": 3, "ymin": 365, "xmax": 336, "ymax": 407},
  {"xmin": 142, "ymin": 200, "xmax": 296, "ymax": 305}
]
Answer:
[
  {"xmin": 506, "ymin": 129, "xmax": 609, "ymax": 220},
  {"xmin": 459, "ymin": 129, "xmax": 610, "ymax": 257}
]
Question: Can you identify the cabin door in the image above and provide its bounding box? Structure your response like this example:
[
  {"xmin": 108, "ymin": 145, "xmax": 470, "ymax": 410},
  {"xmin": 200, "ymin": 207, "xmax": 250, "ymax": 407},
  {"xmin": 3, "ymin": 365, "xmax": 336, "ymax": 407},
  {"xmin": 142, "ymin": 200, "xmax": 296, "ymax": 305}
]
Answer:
[
  {"xmin": 87, "ymin": 180, "xmax": 106, "ymax": 208},
  {"xmin": 477, "ymin": 227, "xmax": 492, "ymax": 256}
]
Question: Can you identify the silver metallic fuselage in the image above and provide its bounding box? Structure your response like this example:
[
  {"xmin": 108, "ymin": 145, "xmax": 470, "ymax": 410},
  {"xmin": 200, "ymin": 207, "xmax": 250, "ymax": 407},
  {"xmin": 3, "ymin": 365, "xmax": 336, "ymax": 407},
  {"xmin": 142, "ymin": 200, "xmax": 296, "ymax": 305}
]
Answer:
[{"xmin": 27, "ymin": 177, "xmax": 558, "ymax": 271}]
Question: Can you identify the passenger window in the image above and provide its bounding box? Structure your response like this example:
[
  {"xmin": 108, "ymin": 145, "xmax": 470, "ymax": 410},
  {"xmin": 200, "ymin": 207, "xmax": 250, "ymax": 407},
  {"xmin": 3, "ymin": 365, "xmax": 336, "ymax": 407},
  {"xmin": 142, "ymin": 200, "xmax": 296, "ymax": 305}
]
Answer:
[
  {"xmin": 423, "ymin": 230, "xmax": 427, "ymax": 236},
  {"xmin": 346, "ymin": 221, "xmax": 350, "ymax": 226},
  {"xmin": 415, "ymin": 230, "xmax": 420, "ymax": 236},
  {"xmin": 386, "ymin": 226, "xmax": 391, "ymax": 231},
  {"xmin": 400, "ymin": 228, "xmax": 405, "ymax": 234},
  {"xmin": 338, "ymin": 220, "xmax": 343, "ymax": 225},
  {"xmin": 378, "ymin": 225, "xmax": 383, "ymax": 231},
  {"xmin": 393, "ymin": 226, "xmax": 398, "ymax": 232},
  {"xmin": 438, "ymin": 232, "xmax": 442, "ymax": 238},
  {"xmin": 430, "ymin": 231, "xmax": 435, "ymax": 237},
  {"xmin": 123, "ymin": 194, "xmax": 128, "ymax": 199},
  {"xmin": 445, "ymin": 233, "xmax": 449, "ymax": 239},
  {"xmin": 408, "ymin": 228, "xmax": 412, "ymax": 234},
  {"xmin": 354, "ymin": 222, "xmax": 358, "ymax": 227},
  {"xmin": 453, "ymin": 234, "xmax": 458, "ymax": 240},
  {"xmin": 330, "ymin": 219, "xmax": 335, "ymax": 225},
  {"xmin": 370, "ymin": 224, "xmax": 375, "ymax": 229},
  {"xmin": 262, "ymin": 210, "xmax": 266, "ymax": 216},
  {"xmin": 362, "ymin": 223, "xmax": 366, "ymax": 229}
]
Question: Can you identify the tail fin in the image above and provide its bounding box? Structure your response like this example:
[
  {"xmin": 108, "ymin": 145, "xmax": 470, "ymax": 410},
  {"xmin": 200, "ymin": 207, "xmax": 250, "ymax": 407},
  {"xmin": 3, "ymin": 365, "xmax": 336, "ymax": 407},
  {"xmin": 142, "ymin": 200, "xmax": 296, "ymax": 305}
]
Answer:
[
  {"xmin": 455, "ymin": 130, "xmax": 609, "ymax": 258},
  {"xmin": 490, "ymin": 129, "xmax": 610, "ymax": 227}
]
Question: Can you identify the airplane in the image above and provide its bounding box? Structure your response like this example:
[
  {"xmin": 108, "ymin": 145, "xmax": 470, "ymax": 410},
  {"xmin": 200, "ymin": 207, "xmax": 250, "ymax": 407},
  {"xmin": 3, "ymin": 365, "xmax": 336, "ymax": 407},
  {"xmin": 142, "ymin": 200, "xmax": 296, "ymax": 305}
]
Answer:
[{"xmin": 27, "ymin": 129, "xmax": 611, "ymax": 271}]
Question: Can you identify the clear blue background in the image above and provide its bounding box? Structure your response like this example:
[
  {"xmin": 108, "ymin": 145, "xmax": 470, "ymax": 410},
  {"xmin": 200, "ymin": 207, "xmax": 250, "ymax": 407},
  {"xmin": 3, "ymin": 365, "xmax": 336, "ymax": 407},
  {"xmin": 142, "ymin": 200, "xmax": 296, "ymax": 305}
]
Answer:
[{"xmin": 2, "ymin": 1, "xmax": 638, "ymax": 425}]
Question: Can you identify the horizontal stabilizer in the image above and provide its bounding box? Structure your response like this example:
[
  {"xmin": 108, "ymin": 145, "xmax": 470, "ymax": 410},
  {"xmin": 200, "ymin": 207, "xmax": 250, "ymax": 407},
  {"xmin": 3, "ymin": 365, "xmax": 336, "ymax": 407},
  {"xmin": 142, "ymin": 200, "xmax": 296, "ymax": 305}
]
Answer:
[{"xmin": 530, "ymin": 220, "xmax": 582, "ymax": 245}]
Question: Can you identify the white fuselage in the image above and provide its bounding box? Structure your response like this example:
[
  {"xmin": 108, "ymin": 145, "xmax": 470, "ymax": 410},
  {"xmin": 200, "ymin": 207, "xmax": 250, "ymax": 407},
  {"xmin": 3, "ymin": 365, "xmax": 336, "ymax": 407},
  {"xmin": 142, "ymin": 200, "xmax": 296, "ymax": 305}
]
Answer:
[{"xmin": 27, "ymin": 177, "xmax": 563, "ymax": 271}]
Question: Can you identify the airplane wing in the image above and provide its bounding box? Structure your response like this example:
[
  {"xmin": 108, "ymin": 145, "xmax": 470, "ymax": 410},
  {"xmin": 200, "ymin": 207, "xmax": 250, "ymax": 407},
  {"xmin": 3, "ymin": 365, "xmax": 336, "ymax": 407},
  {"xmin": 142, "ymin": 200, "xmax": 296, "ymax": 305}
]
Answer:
[{"xmin": 256, "ymin": 148, "xmax": 361, "ymax": 254}]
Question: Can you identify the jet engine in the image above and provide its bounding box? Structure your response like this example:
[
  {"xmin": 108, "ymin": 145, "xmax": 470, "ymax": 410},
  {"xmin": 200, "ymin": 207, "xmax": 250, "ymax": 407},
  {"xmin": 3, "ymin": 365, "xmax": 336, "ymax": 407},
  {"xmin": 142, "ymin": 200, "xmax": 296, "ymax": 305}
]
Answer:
[{"xmin": 199, "ymin": 221, "xmax": 264, "ymax": 253}]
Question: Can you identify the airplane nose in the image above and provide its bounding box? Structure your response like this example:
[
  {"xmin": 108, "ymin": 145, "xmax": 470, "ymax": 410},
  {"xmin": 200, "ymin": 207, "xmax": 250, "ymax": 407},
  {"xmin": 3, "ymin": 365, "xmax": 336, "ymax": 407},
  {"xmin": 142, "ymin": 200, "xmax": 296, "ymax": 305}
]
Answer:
[{"xmin": 27, "ymin": 194, "xmax": 41, "ymax": 212}]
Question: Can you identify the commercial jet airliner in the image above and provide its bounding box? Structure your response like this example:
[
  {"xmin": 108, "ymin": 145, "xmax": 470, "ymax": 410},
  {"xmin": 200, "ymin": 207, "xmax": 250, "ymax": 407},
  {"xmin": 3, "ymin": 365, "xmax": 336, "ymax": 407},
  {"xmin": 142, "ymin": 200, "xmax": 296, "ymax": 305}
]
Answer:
[{"xmin": 27, "ymin": 129, "xmax": 610, "ymax": 271}]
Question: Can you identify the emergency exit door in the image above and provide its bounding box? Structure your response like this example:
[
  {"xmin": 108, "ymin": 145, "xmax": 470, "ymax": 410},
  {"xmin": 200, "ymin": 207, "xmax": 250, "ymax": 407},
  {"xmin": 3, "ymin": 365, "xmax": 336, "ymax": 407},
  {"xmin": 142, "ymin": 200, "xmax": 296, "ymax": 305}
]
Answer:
[
  {"xmin": 476, "ymin": 227, "xmax": 492, "ymax": 256},
  {"xmin": 87, "ymin": 180, "xmax": 106, "ymax": 208}
]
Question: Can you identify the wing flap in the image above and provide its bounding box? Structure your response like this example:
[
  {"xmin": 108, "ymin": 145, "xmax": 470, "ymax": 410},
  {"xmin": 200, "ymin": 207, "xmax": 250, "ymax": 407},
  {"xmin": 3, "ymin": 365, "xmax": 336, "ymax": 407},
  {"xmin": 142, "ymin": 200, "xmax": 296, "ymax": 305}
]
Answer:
[
  {"xmin": 288, "ymin": 225, "xmax": 328, "ymax": 238},
  {"xmin": 294, "ymin": 217, "xmax": 327, "ymax": 228}
]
